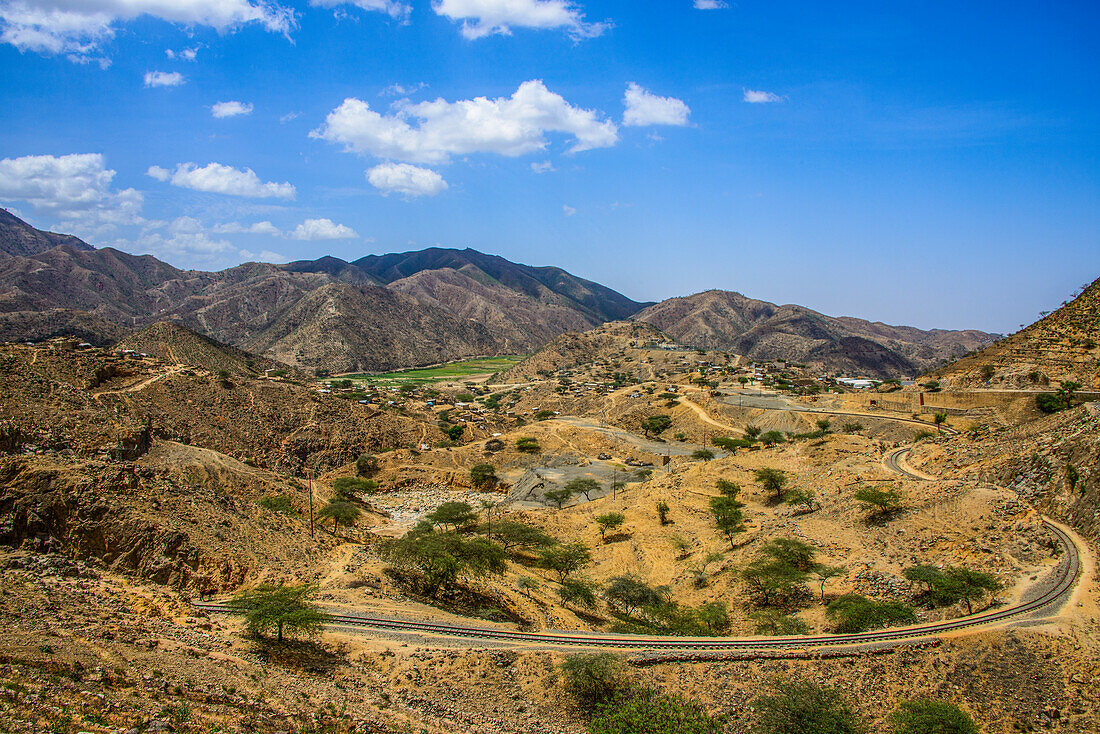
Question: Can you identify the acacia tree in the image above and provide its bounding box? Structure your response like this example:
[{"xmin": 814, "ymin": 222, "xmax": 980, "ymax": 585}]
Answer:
[
  {"xmin": 755, "ymin": 467, "xmax": 789, "ymax": 502},
  {"xmin": 854, "ymin": 485, "xmax": 904, "ymax": 519},
  {"xmin": 813, "ymin": 564, "xmax": 845, "ymax": 604},
  {"xmin": 318, "ymin": 500, "xmax": 361, "ymax": 533},
  {"xmin": 566, "ymin": 477, "xmax": 600, "ymax": 501},
  {"xmin": 427, "ymin": 501, "xmax": 478, "ymax": 531},
  {"xmin": 383, "ymin": 530, "xmax": 507, "ymax": 597},
  {"xmin": 539, "ymin": 541, "xmax": 592, "ymax": 582},
  {"xmin": 227, "ymin": 584, "xmax": 330, "ymax": 642},
  {"xmin": 595, "ymin": 512, "xmax": 625, "ymax": 541},
  {"xmin": 642, "ymin": 415, "xmax": 672, "ymax": 438},
  {"xmin": 469, "ymin": 463, "xmax": 498, "ymax": 490},
  {"xmin": 545, "ymin": 486, "xmax": 576, "ymax": 508},
  {"xmin": 709, "ymin": 496, "xmax": 746, "ymax": 549}
]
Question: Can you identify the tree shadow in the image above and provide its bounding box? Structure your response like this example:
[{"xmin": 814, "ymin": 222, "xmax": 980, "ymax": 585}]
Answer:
[{"xmin": 251, "ymin": 637, "xmax": 348, "ymax": 674}]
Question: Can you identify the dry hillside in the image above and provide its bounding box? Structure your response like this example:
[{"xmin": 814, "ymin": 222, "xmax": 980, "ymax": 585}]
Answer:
[{"xmin": 928, "ymin": 276, "xmax": 1100, "ymax": 389}]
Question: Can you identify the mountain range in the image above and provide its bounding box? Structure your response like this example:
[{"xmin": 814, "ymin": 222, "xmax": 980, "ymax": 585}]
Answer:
[{"xmin": 0, "ymin": 207, "xmax": 998, "ymax": 376}]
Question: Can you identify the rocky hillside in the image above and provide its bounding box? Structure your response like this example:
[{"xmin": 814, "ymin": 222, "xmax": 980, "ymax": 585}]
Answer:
[
  {"xmin": 0, "ymin": 308, "xmax": 128, "ymax": 345},
  {"xmin": 927, "ymin": 276, "xmax": 1100, "ymax": 389},
  {"xmin": 497, "ymin": 320, "xmax": 670, "ymax": 382},
  {"xmin": 0, "ymin": 207, "xmax": 92, "ymax": 257},
  {"xmin": 246, "ymin": 282, "xmax": 500, "ymax": 373},
  {"xmin": 636, "ymin": 289, "xmax": 998, "ymax": 378},
  {"xmin": 115, "ymin": 321, "xmax": 284, "ymax": 376}
]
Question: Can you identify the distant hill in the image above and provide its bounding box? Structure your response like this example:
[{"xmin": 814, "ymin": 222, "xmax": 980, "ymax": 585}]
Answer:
[
  {"xmin": 116, "ymin": 322, "xmax": 284, "ymax": 376},
  {"xmin": 0, "ymin": 207, "xmax": 1004, "ymax": 377},
  {"xmin": 928, "ymin": 277, "xmax": 1100, "ymax": 390},
  {"xmin": 0, "ymin": 208, "xmax": 93, "ymax": 257},
  {"xmin": 354, "ymin": 247, "xmax": 650, "ymax": 323},
  {"xmin": 245, "ymin": 282, "xmax": 500, "ymax": 373},
  {"xmin": 636, "ymin": 290, "xmax": 998, "ymax": 378}
]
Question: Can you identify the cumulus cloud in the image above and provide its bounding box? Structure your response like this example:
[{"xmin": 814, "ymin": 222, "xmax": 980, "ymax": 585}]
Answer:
[
  {"xmin": 562, "ymin": 204, "xmax": 576, "ymax": 216},
  {"xmin": 622, "ymin": 82, "xmax": 690, "ymax": 127},
  {"xmin": 530, "ymin": 160, "xmax": 554, "ymax": 174},
  {"xmin": 144, "ymin": 71, "xmax": 185, "ymax": 88},
  {"xmin": 0, "ymin": 0, "xmax": 295, "ymax": 59},
  {"xmin": 432, "ymin": 0, "xmax": 608, "ymax": 40},
  {"xmin": 0, "ymin": 153, "xmax": 144, "ymax": 234},
  {"xmin": 743, "ymin": 89, "xmax": 784, "ymax": 103},
  {"xmin": 211, "ymin": 101, "xmax": 254, "ymax": 118},
  {"xmin": 693, "ymin": 0, "xmax": 728, "ymax": 9},
  {"xmin": 212, "ymin": 220, "xmax": 281, "ymax": 236},
  {"xmin": 146, "ymin": 162, "xmax": 296, "ymax": 199},
  {"xmin": 310, "ymin": 0, "xmax": 410, "ymax": 21},
  {"xmin": 367, "ymin": 162, "xmax": 448, "ymax": 198},
  {"xmin": 312, "ymin": 80, "xmax": 618, "ymax": 164},
  {"xmin": 290, "ymin": 218, "xmax": 359, "ymax": 240}
]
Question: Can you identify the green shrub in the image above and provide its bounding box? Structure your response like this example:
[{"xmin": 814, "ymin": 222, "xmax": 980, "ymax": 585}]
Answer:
[
  {"xmin": 752, "ymin": 678, "xmax": 863, "ymax": 734},
  {"xmin": 469, "ymin": 463, "xmax": 498, "ymax": 490},
  {"xmin": 516, "ymin": 436, "xmax": 541, "ymax": 453},
  {"xmin": 535, "ymin": 410, "xmax": 555, "ymax": 421},
  {"xmin": 332, "ymin": 476, "xmax": 379, "ymax": 500},
  {"xmin": 826, "ymin": 594, "xmax": 916, "ymax": 633},
  {"xmin": 890, "ymin": 699, "xmax": 978, "ymax": 734},
  {"xmin": 751, "ymin": 610, "xmax": 810, "ymax": 636},
  {"xmin": 590, "ymin": 690, "xmax": 723, "ymax": 734},
  {"xmin": 258, "ymin": 494, "xmax": 297, "ymax": 514},
  {"xmin": 559, "ymin": 654, "xmax": 630, "ymax": 710}
]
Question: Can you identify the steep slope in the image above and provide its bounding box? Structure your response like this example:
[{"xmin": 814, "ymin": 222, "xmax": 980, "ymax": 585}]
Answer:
[
  {"xmin": 355, "ymin": 247, "xmax": 651, "ymax": 322},
  {"xmin": 246, "ymin": 282, "xmax": 500, "ymax": 373},
  {"xmin": 115, "ymin": 322, "xmax": 284, "ymax": 376},
  {"xmin": 387, "ymin": 266, "xmax": 596, "ymax": 353},
  {"xmin": 637, "ymin": 289, "xmax": 998, "ymax": 377},
  {"xmin": 928, "ymin": 276, "xmax": 1100, "ymax": 389},
  {"xmin": 0, "ymin": 208, "xmax": 92, "ymax": 257}
]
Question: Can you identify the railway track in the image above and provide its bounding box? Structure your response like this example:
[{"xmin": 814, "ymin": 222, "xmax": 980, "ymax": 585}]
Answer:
[
  {"xmin": 194, "ymin": 430, "xmax": 1081, "ymax": 652},
  {"xmin": 195, "ymin": 523, "xmax": 1080, "ymax": 651}
]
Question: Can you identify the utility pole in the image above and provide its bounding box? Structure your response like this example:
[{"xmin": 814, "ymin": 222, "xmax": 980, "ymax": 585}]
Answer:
[{"xmin": 308, "ymin": 469, "xmax": 315, "ymax": 539}]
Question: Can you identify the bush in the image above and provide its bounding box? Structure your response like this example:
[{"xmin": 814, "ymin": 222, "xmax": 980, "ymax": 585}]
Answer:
[
  {"xmin": 516, "ymin": 436, "xmax": 540, "ymax": 453},
  {"xmin": 469, "ymin": 463, "xmax": 498, "ymax": 490},
  {"xmin": 890, "ymin": 699, "xmax": 979, "ymax": 734},
  {"xmin": 258, "ymin": 494, "xmax": 297, "ymax": 514},
  {"xmin": 384, "ymin": 530, "xmax": 507, "ymax": 596},
  {"xmin": 752, "ymin": 678, "xmax": 863, "ymax": 734},
  {"xmin": 595, "ymin": 512, "xmax": 625, "ymax": 540},
  {"xmin": 539, "ymin": 541, "xmax": 592, "ymax": 581},
  {"xmin": 604, "ymin": 575, "xmax": 664, "ymax": 616},
  {"xmin": 226, "ymin": 584, "xmax": 330, "ymax": 642},
  {"xmin": 355, "ymin": 453, "xmax": 379, "ymax": 477},
  {"xmin": 692, "ymin": 448, "xmax": 715, "ymax": 461},
  {"xmin": 642, "ymin": 415, "xmax": 672, "ymax": 437},
  {"xmin": 559, "ymin": 653, "xmax": 631, "ymax": 710},
  {"xmin": 759, "ymin": 430, "xmax": 786, "ymax": 446},
  {"xmin": 317, "ymin": 500, "xmax": 361, "ymax": 531},
  {"xmin": 535, "ymin": 410, "xmax": 555, "ymax": 421},
  {"xmin": 853, "ymin": 485, "xmax": 903, "ymax": 518},
  {"xmin": 655, "ymin": 501, "xmax": 671, "ymax": 525},
  {"xmin": 332, "ymin": 476, "xmax": 379, "ymax": 500},
  {"xmin": 751, "ymin": 610, "xmax": 810, "ymax": 636},
  {"xmin": 559, "ymin": 577, "xmax": 600, "ymax": 609},
  {"xmin": 841, "ymin": 422, "xmax": 863, "ymax": 434},
  {"xmin": 590, "ymin": 690, "xmax": 724, "ymax": 734},
  {"xmin": 826, "ymin": 594, "xmax": 916, "ymax": 633}
]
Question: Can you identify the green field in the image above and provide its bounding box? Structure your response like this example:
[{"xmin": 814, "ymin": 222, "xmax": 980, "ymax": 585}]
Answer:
[{"xmin": 340, "ymin": 355, "xmax": 526, "ymax": 384}]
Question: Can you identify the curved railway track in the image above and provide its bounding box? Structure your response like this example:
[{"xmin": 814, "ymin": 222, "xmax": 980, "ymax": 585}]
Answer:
[{"xmin": 195, "ymin": 420, "xmax": 1081, "ymax": 651}]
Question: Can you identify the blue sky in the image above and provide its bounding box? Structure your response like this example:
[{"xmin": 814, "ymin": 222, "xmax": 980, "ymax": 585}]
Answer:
[{"xmin": 1, "ymin": 0, "xmax": 1097, "ymax": 333}]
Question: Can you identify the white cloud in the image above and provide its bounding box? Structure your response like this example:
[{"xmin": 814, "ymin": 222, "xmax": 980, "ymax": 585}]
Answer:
[
  {"xmin": 562, "ymin": 204, "xmax": 576, "ymax": 216},
  {"xmin": 211, "ymin": 101, "xmax": 254, "ymax": 118},
  {"xmin": 0, "ymin": 0, "xmax": 295, "ymax": 58},
  {"xmin": 380, "ymin": 81, "xmax": 427, "ymax": 97},
  {"xmin": 212, "ymin": 221, "xmax": 282, "ymax": 236},
  {"xmin": 743, "ymin": 89, "xmax": 784, "ymax": 104},
  {"xmin": 622, "ymin": 82, "xmax": 690, "ymax": 127},
  {"xmin": 432, "ymin": 0, "xmax": 608, "ymax": 40},
  {"xmin": 310, "ymin": 0, "xmax": 410, "ymax": 21},
  {"xmin": 147, "ymin": 162, "xmax": 296, "ymax": 199},
  {"xmin": 693, "ymin": 0, "xmax": 728, "ymax": 9},
  {"xmin": 530, "ymin": 160, "xmax": 554, "ymax": 174},
  {"xmin": 166, "ymin": 46, "xmax": 198, "ymax": 61},
  {"xmin": 0, "ymin": 153, "xmax": 144, "ymax": 235},
  {"xmin": 144, "ymin": 71, "xmax": 185, "ymax": 88},
  {"xmin": 312, "ymin": 80, "xmax": 618, "ymax": 164},
  {"xmin": 279, "ymin": 111, "xmax": 301, "ymax": 123},
  {"xmin": 290, "ymin": 218, "xmax": 359, "ymax": 240},
  {"xmin": 367, "ymin": 162, "xmax": 448, "ymax": 198}
]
